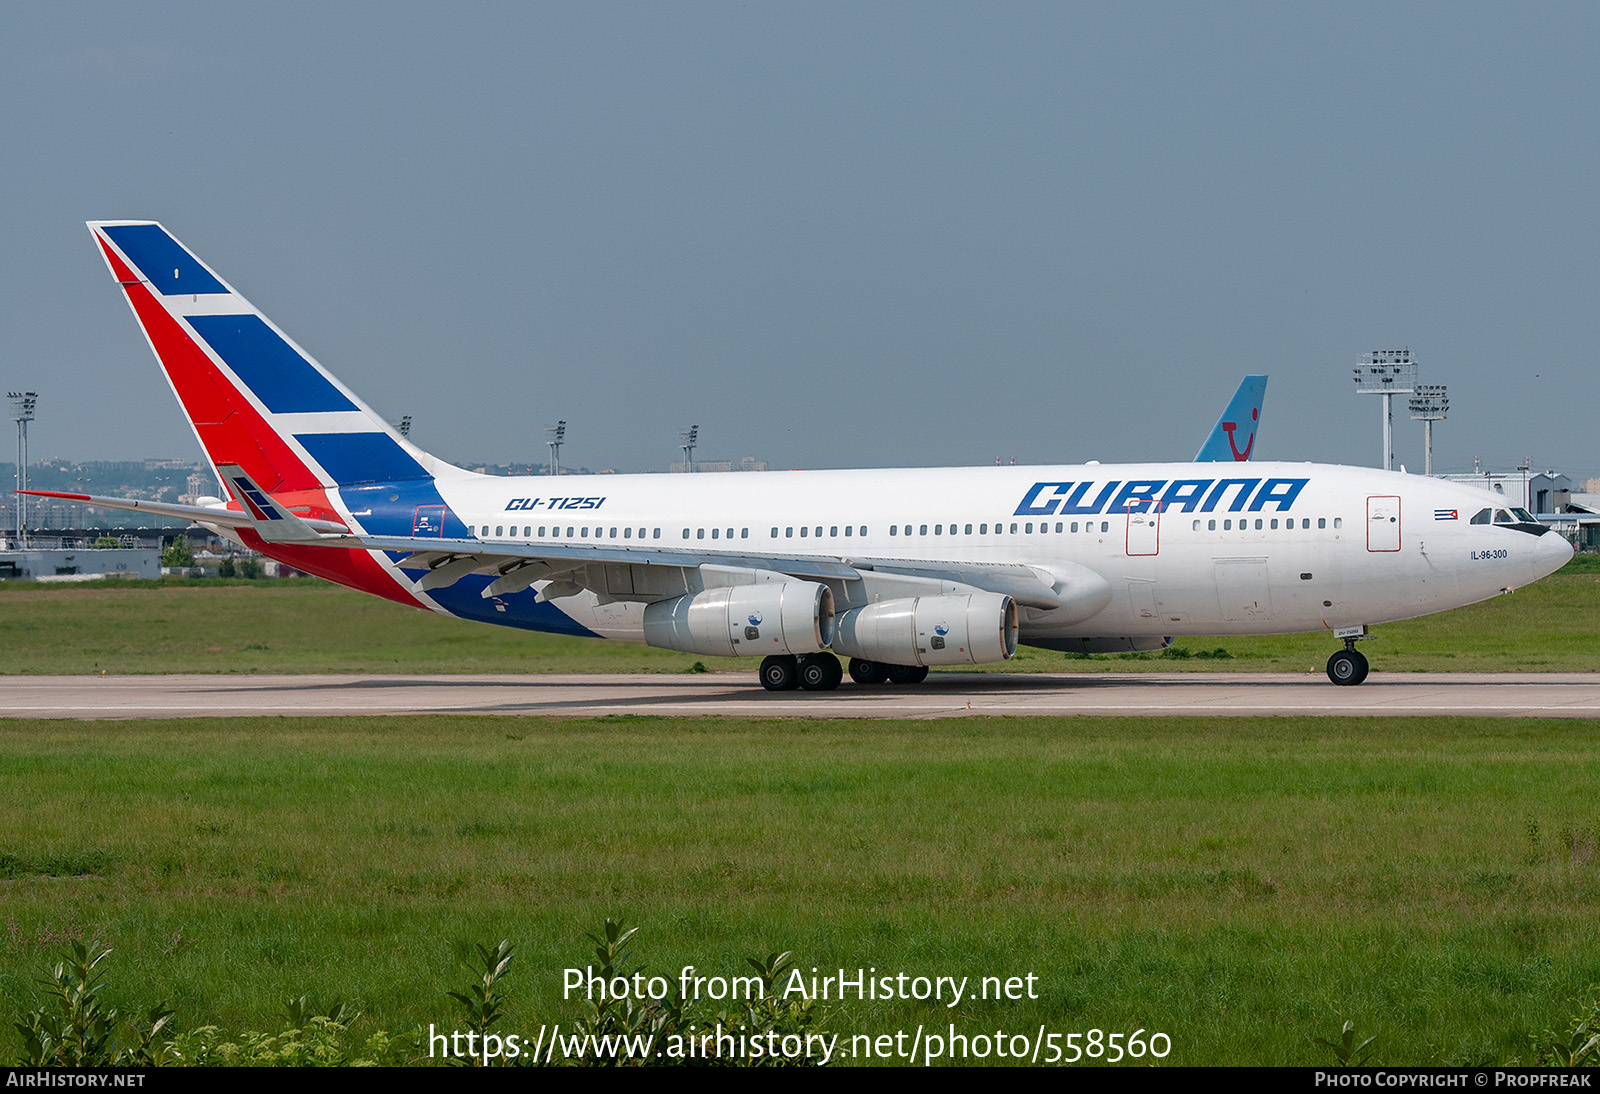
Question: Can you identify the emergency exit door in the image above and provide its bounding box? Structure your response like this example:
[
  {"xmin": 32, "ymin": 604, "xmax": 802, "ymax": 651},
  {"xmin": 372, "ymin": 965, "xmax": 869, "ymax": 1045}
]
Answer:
[
  {"xmin": 1367, "ymin": 495, "xmax": 1401, "ymax": 552},
  {"xmin": 1126, "ymin": 500, "xmax": 1161, "ymax": 556}
]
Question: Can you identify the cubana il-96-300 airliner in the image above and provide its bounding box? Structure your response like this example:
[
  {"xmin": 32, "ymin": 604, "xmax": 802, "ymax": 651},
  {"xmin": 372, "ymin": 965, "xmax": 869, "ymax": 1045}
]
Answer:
[{"xmin": 31, "ymin": 222, "xmax": 1573, "ymax": 691}]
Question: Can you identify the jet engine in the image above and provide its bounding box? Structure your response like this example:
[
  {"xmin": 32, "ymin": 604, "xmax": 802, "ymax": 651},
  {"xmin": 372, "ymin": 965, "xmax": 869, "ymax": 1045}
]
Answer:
[
  {"xmin": 642, "ymin": 581, "xmax": 835, "ymax": 658},
  {"xmin": 832, "ymin": 592, "xmax": 1018, "ymax": 666}
]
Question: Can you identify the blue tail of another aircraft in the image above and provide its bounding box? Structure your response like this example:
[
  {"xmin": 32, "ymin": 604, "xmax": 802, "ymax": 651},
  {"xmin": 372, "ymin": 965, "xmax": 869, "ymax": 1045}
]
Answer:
[{"xmin": 1195, "ymin": 375, "xmax": 1267, "ymax": 462}]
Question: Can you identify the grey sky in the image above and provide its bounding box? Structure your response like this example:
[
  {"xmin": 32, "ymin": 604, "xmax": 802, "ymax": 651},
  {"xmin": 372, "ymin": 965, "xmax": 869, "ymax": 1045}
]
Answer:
[{"xmin": 3, "ymin": 2, "xmax": 1595, "ymax": 479}]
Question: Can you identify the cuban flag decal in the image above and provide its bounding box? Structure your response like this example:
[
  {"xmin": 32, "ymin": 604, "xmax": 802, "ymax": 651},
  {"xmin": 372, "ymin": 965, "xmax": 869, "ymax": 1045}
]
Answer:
[{"xmin": 1434, "ymin": 509, "xmax": 1459, "ymax": 521}]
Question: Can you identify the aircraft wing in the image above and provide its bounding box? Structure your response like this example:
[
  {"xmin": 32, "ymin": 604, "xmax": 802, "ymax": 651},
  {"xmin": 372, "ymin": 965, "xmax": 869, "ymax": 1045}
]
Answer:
[
  {"xmin": 355, "ymin": 533, "xmax": 1063, "ymax": 608},
  {"xmin": 26, "ymin": 485, "xmax": 1065, "ymax": 608}
]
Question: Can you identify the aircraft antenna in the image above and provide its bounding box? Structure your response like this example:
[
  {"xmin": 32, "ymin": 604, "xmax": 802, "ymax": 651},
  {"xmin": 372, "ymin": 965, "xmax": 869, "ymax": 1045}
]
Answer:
[
  {"xmin": 1408, "ymin": 385, "xmax": 1448, "ymax": 476},
  {"xmin": 1353, "ymin": 350, "xmax": 1417, "ymax": 471}
]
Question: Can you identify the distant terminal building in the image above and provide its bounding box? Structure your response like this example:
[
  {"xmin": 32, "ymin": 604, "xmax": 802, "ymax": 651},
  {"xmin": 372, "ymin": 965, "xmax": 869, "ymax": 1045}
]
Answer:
[
  {"xmin": 0, "ymin": 539, "xmax": 160, "ymax": 582},
  {"xmin": 669, "ymin": 456, "xmax": 769, "ymax": 474},
  {"xmin": 1436, "ymin": 470, "xmax": 1571, "ymax": 514},
  {"xmin": 1438, "ymin": 468, "xmax": 1596, "ymax": 551}
]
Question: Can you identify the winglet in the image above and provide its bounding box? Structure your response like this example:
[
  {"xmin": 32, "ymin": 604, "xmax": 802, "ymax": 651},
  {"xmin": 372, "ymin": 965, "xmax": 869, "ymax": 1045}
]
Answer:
[{"xmin": 1195, "ymin": 375, "xmax": 1267, "ymax": 462}]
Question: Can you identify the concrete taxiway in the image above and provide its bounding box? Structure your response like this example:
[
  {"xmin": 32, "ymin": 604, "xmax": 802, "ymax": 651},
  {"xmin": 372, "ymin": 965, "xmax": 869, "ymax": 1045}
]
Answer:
[{"xmin": 1, "ymin": 671, "xmax": 1597, "ymax": 720}]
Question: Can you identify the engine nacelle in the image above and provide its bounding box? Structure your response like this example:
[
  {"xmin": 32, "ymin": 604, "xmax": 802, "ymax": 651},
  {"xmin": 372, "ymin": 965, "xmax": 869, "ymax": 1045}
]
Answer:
[
  {"xmin": 642, "ymin": 581, "xmax": 834, "ymax": 658},
  {"xmin": 832, "ymin": 592, "xmax": 1018, "ymax": 666}
]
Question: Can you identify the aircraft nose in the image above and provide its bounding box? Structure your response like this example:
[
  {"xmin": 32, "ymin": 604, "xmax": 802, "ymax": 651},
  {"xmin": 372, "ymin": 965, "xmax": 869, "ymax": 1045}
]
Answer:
[{"xmin": 1532, "ymin": 527, "xmax": 1575, "ymax": 578}]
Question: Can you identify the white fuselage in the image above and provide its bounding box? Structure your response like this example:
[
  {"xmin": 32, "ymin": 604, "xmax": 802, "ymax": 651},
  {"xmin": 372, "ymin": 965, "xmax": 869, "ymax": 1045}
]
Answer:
[{"xmin": 411, "ymin": 460, "xmax": 1571, "ymax": 644}]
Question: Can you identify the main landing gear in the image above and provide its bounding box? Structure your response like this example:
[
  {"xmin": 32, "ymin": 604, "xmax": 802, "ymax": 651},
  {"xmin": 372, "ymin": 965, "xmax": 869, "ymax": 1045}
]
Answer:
[
  {"xmin": 1326, "ymin": 635, "xmax": 1371, "ymax": 686},
  {"xmin": 758, "ymin": 655, "xmax": 930, "ymax": 692}
]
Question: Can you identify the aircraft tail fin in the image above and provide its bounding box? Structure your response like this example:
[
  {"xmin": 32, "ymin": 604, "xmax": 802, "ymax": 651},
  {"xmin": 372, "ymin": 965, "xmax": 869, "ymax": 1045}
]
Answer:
[
  {"xmin": 87, "ymin": 221, "xmax": 464, "ymax": 493},
  {"xmin": 1194, "ymin": 374, "xmax": 1267, "ymax": 462}
]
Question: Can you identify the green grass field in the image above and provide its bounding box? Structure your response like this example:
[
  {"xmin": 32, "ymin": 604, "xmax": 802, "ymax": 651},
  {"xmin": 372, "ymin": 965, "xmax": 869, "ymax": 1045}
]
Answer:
[
  {"xmin": 4, "ymin": 714, "xmax": 1600, "ymax": 1065},
  {"xmin": 1, "ymin": 552, "xmax": 1596, "ymax": 676}
]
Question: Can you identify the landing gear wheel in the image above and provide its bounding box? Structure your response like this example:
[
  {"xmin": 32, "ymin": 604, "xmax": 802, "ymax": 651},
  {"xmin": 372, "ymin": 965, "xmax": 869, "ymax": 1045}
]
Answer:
[
  {"xmin": 1326, "ymin": 649, "xmax": 1369, "ymax": 686},
  {"xmin": 848, "ymin": 658, "xmax": 890, "ymax": 685},
  {"xmin": 886, "ymin": 664, "xmax": 930, "ymax": 685},
  {"xmin": 760, "ymin": 655, "xmax": 799, "ymax": 692},
  {"xmin": 798, "ymin": 652, "xmax": 844, "ymax": 691}
]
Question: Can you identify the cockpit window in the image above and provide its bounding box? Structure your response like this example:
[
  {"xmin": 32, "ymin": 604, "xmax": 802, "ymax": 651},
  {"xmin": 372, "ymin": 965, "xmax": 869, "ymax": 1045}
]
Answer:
[
  {"xmin": 1494, "ymin": 509, "xmax": 1513, "ymax": 524},
  {"xmin": 1470, "ymin": 508, "xmax": 1492, "ymax": 525},
  {"xmin": 1511, "ymin": 508, "xmax": 1536, "ymax": 523}
]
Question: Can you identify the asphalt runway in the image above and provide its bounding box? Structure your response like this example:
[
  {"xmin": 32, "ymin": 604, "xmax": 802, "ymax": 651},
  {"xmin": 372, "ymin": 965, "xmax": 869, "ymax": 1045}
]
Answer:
[{"xmin": 2, "ymin": 671, "xmax": 1598, "ymax": 719}]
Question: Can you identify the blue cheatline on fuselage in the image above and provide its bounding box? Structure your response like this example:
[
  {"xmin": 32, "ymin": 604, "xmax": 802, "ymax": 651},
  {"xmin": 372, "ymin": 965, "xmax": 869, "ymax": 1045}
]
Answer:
[
  {"xmin": 386, "ymin": 559, "xmax": 603, "ymax": 637},
  {"xmin": 337, "ymin": 480, "xmax": 474, "ymax": 539}
]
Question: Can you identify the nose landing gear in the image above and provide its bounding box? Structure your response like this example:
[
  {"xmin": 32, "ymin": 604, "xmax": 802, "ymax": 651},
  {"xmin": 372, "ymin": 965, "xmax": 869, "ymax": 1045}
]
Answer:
[{"xmin": 1326, "ymin": 629, "xmax": 1371, "ymax": 686}]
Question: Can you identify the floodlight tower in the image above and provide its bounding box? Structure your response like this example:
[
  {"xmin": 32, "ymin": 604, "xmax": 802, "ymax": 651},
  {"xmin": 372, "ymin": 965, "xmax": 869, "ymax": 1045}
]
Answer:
[
  {"xmin": 9, "ymin": 391, "xmax": 37, "ymax": 547},
  {"xmin": 1408, "ymin": 385, "xmax": 1448, "ymax": 476},
  {"xmin": 1352, "ymin": 350, "xmax": 1417, "ymax": 470},
  {"xmin": 680, "ymin": 425, "xmax": 698, "ymax": 473},
  {"xmin": 545, "ymin": 420, "xmax": 566, "ymax": 476}
]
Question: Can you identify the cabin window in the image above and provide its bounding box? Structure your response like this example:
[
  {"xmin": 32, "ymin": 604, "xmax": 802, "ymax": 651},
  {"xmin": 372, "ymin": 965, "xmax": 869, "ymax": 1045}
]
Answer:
[
  {"xmin": 741, "ymin": 528, "xmax": 749, "ymax": 539},
  {"xmin": 610, "ymin": 527, "xmax": 618, "ymax": 538},
  {"xmin": 682, "ymin": 528, "xmax": 690, "ymax": 539},
  {"xmin": 1255, "ymin": 519, "xmax": 1263, "ymax": 530},
  {"xmin": 1024, "ymin": 522, "xmax": 1032, "ymax": 533},
  {"xmin": 815, "ymin": 527, "xmax": 823, "ymax": 537},
  {"xmin": 1193, "ymin": 520, "xmax": 1201, "ymax": 531},
  {"xmin": 1208, "ymin": 519, "xmax": 1216, "ymax": 530},
  {"xmin": 652, "ymin": 528, "xmax": 660, "ymax": 539},
  {"xmin": 962, "ymin": 523, "xmax": 971, "ymax": 534},
  {"xmin": 495, "ymin": 525, "xmax": 503, "ymax": 536},
  {"xmin": 920, "ymin": 525, "xmax": 928, "ymax": 535},
  {"xmin": 844, "ymin": 526, "xmax": 852, "ymax": 537},
  {"xmin": 935, "ymin": 524, "xmax": 943, "ymax": 535},
  {"xmin": 1270, "ymin": 519, "xmax": 1278, "ymax": 529},
  {"xmin": 538, "ymin": 526, "xmax": 546, "ymax": 537},
  {"xmin": 890, "ymin": 525, "xmax": 897, "ymax": 536},
  {"xmin": 623, "ymin": 527, "xmax": 632, "ymax": 538},
  {"xmin": 1100, "ymin": 522, "xmax": 1109, "ymax": 532},
  {"xmin": 1224, "ymin": 520, "xmax": 1232, "ymax": 530},
  {"xmin": 1055, "ymin": 522, "xmax": 1063, "ymax": 532},
  {"xmin": 581, "ymin": 527, "xmax": 589, "ymax": 538},
  {"xmin": 1333, "ymin": 518, "xmax": 1342, "ymax": 529},
  {"xmin": 697, "ymin": 528, "xmax": 706, "ymax": 539},
  {"xmin": 711, "ymin": 528, "xmax": 719, "ymax": 539},
  {"xmin": 830, "ymin": 526, "xmax": 838, "ymax": 537},
  {"xmin": 567, "ymin": 526, "xmax": 575, "ymax": 537},
  {"xmin": 1318, "ymin": 518, "xmax": 1326, "ymax": 529},
  {"xmin": 800, "ymin": 527, "xmax": 808, "ymax": 537},
  {"xmin": 980, "ymin": 523, "xmax": 988, "ymax": 534},
  {"xmin": 771, "ymin": 527, "xmax": 779, "ymax": 537},
  {"xmin": 786, "ymin": 527, "xmax": 793, "ymax": 537}
]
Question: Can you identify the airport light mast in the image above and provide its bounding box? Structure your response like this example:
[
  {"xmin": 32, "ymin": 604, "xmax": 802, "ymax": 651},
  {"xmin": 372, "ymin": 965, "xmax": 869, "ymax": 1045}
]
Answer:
[
  {"xmin": 1408, "ymin": 385, "xmax": 1448, "ymax": 476},
  {"xmin": 546, "ymin": 420, "xmax": 566, "ymax": 476},
  {"xmin": 9, "ymin": 391, "xmax": 37, "ymax": 548},
  {"xmin": 680, "ymin": 424, "xmax": 698, "ymax": 473},
  {"xmin": 1353, "ymin": 350, "xmax": 1416, "ymax": 471}
]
